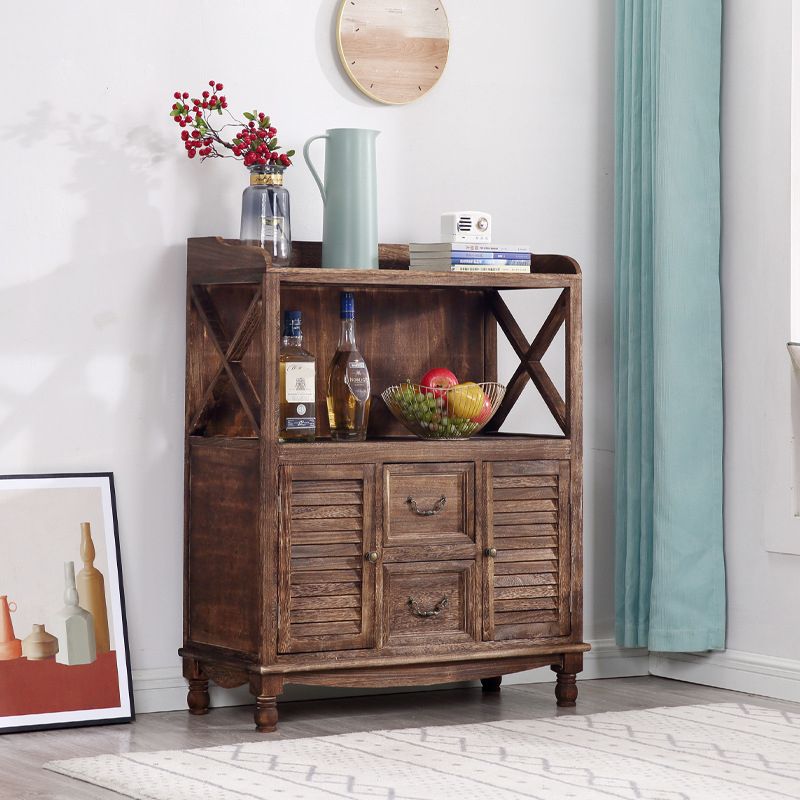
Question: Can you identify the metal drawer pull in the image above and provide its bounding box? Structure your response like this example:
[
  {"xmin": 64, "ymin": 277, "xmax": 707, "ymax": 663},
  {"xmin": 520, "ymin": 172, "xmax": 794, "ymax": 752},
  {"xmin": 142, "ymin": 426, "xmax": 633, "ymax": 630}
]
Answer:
[
  {"xmin": 485, "ymin": 547, "xmax": 497, "ymax": 558},
  {"xmin": 407, "ymin": 596, "xmax": 448, "ymax": 618},
  {"xmin": 365, "ymin": 551, "xmax": 379, "ymax": 563},
  {"xmin": 406, "ymin": 495, "xmax": 446, "ymax": 516}
]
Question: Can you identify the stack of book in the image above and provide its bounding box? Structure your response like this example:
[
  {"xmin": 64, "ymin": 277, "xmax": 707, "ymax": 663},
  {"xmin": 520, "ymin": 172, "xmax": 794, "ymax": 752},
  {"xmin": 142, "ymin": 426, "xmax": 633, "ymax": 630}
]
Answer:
[{"xmin": 409, "ymin": 243, "xmax": 531, "ymax": 273}]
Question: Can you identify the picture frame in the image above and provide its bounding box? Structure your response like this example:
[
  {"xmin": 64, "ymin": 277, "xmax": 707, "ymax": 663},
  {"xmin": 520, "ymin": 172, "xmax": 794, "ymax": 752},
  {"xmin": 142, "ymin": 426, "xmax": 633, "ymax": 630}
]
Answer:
[{"xmin": 0, "ymin": 472, "xmax": 134, "ymax": 734}]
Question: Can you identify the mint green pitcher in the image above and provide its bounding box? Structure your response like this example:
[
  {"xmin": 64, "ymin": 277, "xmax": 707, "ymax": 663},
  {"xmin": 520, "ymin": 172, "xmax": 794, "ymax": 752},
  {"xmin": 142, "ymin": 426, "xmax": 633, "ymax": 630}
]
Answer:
[{"xmin": 303, "ymin": 128, "xmax": 379, "ymax": 269}]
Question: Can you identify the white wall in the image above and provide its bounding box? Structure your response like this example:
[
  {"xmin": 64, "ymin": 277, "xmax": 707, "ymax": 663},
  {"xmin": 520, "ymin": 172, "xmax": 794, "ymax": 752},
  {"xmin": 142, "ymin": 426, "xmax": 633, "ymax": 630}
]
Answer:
[
  {"xmin": 0, "ymin": 1, "xmax": 625, "ymax": 710},
  {"xmin": 718, "ymin": 0, "xmax": 800, "ymax": 659},
  {"xmin": 651, "ymin": 0, "xmax": 800, "ymax": 701}
]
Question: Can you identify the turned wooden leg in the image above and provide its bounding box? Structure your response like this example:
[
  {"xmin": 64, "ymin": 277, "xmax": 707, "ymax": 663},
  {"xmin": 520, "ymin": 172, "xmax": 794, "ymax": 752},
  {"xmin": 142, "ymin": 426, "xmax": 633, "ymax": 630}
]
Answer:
[
  {"xmin": 551, "ymin": 653, "xmax": 582, "ymax": 708},
  {"xmin": 481, "ymin": 676, "xmax": 502, "ymax": 693},
  {"xmin": 254, "ymin": 695, "xmax": 278, "ymax": 732},
  {"xmin": 554, "ymin": 672, "xmax": 578, "ymax": 707},
  {"xmin": 250, "ymin": 674, "xmax": 283, "ymax": 733},
  {"xmin": 183, "ymin": 659, "xmax": 210, "ymax": 715}
]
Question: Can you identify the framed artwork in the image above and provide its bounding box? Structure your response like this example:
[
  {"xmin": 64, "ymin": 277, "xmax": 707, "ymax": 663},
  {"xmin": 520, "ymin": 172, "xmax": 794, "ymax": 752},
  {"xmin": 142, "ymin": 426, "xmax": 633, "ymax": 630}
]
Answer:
[{"xmin": 0, "ymin": 473, "xmax": 133, "ymax": 734}]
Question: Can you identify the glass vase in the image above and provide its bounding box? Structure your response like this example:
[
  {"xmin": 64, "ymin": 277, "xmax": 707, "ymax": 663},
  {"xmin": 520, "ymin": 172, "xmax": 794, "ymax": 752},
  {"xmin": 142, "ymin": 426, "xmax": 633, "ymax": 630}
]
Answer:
[{"xmin": 240, "ymin": 165, "xmax": 291, "ymax": 265}]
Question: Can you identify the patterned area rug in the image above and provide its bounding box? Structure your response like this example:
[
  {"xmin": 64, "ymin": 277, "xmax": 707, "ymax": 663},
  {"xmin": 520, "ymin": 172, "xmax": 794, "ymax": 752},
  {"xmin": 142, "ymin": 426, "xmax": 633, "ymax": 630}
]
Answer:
[{"xmin": 45, "ymin": 703, "xmax": 800, "ymax": 799}]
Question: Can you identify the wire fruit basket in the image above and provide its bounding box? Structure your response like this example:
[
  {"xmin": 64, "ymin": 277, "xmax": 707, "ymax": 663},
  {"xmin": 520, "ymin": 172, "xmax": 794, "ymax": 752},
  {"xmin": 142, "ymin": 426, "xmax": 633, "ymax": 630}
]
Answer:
[{"xmin": 381, "ymin": 382, "xmax": 506, "ymax": 440}]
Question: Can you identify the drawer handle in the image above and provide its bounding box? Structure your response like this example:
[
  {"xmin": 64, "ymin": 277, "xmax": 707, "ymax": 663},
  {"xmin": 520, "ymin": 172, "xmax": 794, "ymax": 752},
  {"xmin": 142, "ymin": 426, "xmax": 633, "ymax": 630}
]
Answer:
[
  {"xmin": 365, "ymin": 551, "xmax": 379, "ymax": 563},
  {"xmin": 407, "ymin": 596, "xmax": 449, "ymax": 618},
  {"xmin": 406, "ymin": 495, "xmax": 446, "ymax": 516},
  {"xmin": 485, "ymin": 547, "xmax": 497, "ymax": 558}
]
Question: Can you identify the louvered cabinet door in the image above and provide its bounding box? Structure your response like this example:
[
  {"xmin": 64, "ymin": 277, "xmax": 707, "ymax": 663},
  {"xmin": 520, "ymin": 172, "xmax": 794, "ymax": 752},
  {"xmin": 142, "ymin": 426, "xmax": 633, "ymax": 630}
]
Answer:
[
  {"xmin": 484, "ymin": 460, "xmax": 571, "ymax": 641},
  {"xmin": 278, "ymin": 464, "xmax": 375, "ymax": 654}
]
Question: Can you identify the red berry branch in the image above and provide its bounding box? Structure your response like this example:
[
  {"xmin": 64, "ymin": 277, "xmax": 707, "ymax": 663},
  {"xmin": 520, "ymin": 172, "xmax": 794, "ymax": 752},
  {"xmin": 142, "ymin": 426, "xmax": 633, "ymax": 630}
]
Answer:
[{"xmin": 169, "ymin": 80, "xmax": 295, "ymax": 167}]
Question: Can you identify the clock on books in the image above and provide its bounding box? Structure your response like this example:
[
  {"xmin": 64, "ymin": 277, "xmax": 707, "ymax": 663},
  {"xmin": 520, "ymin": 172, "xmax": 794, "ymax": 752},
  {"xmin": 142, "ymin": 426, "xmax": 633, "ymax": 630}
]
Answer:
[{"xmin": 336, "ymin": 0, "xmax": 450, "ymax": 105}]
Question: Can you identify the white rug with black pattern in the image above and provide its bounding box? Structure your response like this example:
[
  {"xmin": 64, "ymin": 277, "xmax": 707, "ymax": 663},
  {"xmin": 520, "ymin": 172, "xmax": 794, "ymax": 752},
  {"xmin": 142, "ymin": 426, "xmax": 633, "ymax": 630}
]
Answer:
[{"xmin": 45, "ymin": 703, "xmax": 800, "ymax": 799}]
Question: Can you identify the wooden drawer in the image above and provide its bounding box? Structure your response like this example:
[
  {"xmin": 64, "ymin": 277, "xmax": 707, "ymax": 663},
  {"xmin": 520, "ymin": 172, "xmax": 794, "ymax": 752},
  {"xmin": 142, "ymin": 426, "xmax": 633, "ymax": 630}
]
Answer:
[
  {"xmin": 381, "ymin": 560, "xmax": 479, "ymax": 647},
  {"xmin": 383, "ymin": 462, "xmax": 474, "ymax": 546}
]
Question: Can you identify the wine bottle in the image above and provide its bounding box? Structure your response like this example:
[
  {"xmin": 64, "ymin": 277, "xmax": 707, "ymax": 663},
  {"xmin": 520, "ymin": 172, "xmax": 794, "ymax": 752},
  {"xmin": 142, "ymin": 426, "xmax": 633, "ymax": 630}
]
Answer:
[
  {"xmin": 326, "ymin": 292, "xmax": 371, "ymax": 441},
  {"xmin": 279, "ymin": 310, "xmax": 317, "ymax": 442}
]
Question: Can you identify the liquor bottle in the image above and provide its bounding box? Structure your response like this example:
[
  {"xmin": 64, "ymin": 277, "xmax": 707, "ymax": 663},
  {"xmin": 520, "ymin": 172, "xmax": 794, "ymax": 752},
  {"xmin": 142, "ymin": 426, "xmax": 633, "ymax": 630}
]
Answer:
[
  {"xmin": 326, "ymin": 292, "xmax": 371, "ymax": 441},
  {"xmin": 279, "ymin": 310, "xmax": 317, "ymax": 442}
]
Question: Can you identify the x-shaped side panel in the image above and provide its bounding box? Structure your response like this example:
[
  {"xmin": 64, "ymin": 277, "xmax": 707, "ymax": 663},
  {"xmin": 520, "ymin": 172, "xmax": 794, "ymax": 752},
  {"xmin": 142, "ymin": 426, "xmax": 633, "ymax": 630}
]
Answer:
[
  {"xmin": 190, "ymin": 285, "xmax": 263, "ymax": 435},
  {"xmin": 486, "ymin": 289, "xmax": 568, "ymax": 434}
]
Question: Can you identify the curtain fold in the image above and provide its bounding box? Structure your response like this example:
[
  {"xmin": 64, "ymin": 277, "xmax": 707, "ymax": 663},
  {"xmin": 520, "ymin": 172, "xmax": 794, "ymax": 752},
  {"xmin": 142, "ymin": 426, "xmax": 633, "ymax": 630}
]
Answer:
[{"xmin": 614, "ymin": 0, "xmax": 725, "ymax": 652}]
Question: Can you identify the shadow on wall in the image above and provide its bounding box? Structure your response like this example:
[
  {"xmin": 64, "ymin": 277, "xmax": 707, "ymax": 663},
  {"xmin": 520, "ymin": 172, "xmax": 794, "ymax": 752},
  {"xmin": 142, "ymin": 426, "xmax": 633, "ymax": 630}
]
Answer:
[{"xmin": 0, "ymin": 103, "xmax": 198, "ymax": 665}]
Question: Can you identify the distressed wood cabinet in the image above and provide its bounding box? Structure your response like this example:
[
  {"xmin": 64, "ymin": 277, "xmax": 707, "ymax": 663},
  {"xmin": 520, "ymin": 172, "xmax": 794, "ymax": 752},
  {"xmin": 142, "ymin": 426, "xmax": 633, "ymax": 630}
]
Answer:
[{"xmin": 180, "ymin": 237, "xmax": 588, "ymax": 731}]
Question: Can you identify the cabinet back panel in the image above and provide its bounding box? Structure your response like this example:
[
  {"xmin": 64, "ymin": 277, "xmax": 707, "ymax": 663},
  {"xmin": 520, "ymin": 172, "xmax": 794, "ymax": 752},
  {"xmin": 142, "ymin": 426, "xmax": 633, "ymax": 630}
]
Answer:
[{"xmin": 280, "ymin": 286, "xmax": 495, "ymax": 437}]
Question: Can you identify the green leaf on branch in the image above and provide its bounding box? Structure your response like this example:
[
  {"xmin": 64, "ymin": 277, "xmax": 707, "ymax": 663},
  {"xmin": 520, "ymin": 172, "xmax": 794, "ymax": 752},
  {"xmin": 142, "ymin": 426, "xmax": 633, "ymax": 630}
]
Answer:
[
  {"xmin": 243, "ymin": 112, "xmax": 255, "ymax": 121},
  {"xmin": 286, "ymin": 150, "xmax": 295, "ymax": 157},
  {"xmin": 170, "ymin": 110, "xmax": 180, "ymax": 117},
  {"xmin": 268, "ymin": 137, "xmax": 277, "ymax": 149}
]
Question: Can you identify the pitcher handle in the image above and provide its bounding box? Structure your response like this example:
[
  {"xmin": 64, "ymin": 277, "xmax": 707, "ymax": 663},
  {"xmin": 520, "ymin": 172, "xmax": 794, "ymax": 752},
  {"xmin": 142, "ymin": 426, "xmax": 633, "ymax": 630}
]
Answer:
[{"xmin": 303, "ymin": 134, "xmax": 329, "ymax": 204}]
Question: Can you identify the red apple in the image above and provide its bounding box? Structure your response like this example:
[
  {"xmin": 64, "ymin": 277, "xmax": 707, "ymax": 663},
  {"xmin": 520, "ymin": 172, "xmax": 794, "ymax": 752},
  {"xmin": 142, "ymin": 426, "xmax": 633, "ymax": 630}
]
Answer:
[
  {"xmin": 471, "ymin": 394, "xmax": 493, "ymax": 425},
  {"xmin": 420, "ymin": 367, "xmax": 459, "ymax": 398}
]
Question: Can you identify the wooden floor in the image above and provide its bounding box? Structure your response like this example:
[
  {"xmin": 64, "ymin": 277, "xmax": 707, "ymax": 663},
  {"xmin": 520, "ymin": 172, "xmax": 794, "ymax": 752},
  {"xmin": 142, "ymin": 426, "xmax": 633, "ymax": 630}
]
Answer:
[{"xmin": 2, "ymin": 676, "xmax": 799, "ymax": 799}]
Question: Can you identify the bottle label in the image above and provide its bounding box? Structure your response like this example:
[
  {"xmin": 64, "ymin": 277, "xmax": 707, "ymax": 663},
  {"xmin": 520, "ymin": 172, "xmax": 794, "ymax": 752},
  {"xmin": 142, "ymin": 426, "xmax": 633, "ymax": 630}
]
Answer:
[
  {"xmin": 260, "ymin": 216, "xmax": 285, "ymax": 240},
  {"xmin": 345, "ymin": 359, "xmax": 370, "ymax": 403},
  {"xmin": 286, "ymin": 417, "xmax": 316, "ymax": 430},
  {"xmin": 285, "ymin": 363, "xmax": 315, "ymax": 403}
]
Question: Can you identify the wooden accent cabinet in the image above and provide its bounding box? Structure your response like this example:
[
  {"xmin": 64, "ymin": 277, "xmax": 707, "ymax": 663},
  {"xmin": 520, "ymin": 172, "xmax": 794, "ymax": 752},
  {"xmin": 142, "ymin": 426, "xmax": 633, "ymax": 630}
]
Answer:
[{"xmin": 180, "ymin": 238, "xmax": 588, "ymax": 731}]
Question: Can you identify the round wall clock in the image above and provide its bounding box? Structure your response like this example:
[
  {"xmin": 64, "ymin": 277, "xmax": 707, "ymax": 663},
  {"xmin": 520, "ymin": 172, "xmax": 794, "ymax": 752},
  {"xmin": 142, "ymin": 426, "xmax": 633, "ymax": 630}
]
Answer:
[{"xmin": 337, "ymin": 0, "xmax": 450, "ymax": 105}]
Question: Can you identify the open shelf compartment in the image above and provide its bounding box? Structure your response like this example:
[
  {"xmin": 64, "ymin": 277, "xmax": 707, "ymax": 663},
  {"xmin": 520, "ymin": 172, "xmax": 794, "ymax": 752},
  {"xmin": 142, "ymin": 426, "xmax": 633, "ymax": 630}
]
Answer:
[{"xmin": 185, "ymin": 237, "xmax": 581, "ymax": 443}]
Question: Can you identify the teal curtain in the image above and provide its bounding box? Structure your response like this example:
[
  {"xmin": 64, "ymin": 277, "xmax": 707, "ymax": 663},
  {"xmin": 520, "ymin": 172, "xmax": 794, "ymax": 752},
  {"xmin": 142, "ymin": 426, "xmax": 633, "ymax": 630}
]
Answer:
[{"xmin": 614, "ymin": 0, "xmax": 725, "ymax": 652}]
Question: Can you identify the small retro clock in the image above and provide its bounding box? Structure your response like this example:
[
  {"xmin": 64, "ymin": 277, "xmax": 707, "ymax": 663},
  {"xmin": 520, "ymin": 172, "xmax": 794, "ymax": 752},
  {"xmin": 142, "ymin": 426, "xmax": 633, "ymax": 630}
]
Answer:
[{"xmin": 337, "ymin": 0, "xmax": 450, "ymax": 105}]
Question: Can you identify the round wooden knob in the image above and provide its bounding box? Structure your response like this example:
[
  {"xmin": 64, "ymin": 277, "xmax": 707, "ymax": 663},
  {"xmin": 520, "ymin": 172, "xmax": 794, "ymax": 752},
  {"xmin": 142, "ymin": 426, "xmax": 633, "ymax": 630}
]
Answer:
[
  {"xmin": 365, "ymin": 551, "xmax": 379, "ymax": 563},
  {"xmin": 485, "ymin": 547, "xmax": 497, "ymax": 558}
]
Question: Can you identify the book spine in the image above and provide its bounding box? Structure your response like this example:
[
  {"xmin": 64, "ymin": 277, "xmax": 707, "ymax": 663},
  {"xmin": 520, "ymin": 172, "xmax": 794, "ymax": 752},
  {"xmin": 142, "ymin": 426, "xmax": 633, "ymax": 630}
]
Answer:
[
  {"xmin": 409, "ymin": 264, "xmax": 530, "ymax": 272},
  {"xmin": 447, "ymin": 264, "xmax": 530, "ymax": 273},
  {"xmin": 411, "ymin": 258, "xmax": 530, "ymax": 266},
  {"xmin": 411, "ymin": 250, "xmax": 530, "ymax": 261},
  {"xmin": 409, "ymin": 243, "xmax": 529, "ymax": 253}
]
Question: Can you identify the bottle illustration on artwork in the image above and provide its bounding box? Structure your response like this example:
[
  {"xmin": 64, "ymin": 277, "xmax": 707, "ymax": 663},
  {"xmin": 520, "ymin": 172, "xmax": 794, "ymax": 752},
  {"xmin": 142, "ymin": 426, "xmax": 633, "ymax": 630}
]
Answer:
[
  {"xmin": 52, "ymin": 561, "xmax": 96, "ymax": 666},
  {"xmin": 76, "ymin": 522, "xmax": 111, "ymax": 654},
  {"xmin": 0, "ymin": 595, "xmax": 22, "ymax": 661},
  {"xmin": 22, "ymin": 624, "xmax": 59, "ymax": 660}
]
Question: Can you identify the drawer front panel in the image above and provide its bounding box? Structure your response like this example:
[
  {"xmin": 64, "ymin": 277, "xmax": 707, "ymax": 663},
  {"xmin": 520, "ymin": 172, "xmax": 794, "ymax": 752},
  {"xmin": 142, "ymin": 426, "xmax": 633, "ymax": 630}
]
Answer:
[
  {"xmin": 486, "ymin": 460, "xmax": 570, "ymax": 641},
  {"xmin": 383, "ymin": 462, "xmax": 474, "ymax": 546},
  {"xmin": 381, "ymin": 560, "xmax": 479, "ymax": 646},
  {"xmin": 278, "ymin": 464, "xmax": 375, "ymax": 654}
]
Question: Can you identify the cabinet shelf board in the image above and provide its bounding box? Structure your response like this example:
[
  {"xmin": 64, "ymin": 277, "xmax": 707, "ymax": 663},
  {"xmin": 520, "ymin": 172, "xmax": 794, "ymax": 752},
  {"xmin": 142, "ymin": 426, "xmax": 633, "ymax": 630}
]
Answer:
[
  {"xmin": 276, "ymin": 435, "xmax": 572, "ymax": 464},
  {"xmin": 187, "ymin": 237, "xmax": 580, "ymax": 288}
]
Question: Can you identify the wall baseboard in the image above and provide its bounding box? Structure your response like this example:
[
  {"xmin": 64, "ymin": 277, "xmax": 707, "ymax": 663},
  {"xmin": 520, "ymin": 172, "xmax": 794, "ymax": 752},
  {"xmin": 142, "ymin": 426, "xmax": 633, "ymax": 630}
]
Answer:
[
  {"xmin": 132, "ymin": 638, "xmax": 649, "ymax": 714},
  {"xmin": 649, "ymin": 648, "xmax": 800, "ymax": 704}
]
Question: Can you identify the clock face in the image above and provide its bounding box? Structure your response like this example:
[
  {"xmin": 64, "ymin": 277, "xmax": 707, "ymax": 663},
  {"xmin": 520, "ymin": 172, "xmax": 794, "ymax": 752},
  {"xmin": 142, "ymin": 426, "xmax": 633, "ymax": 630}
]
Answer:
[{"xmin": 337, "ymin": 0, "xmax": 450, "ymax": 105}]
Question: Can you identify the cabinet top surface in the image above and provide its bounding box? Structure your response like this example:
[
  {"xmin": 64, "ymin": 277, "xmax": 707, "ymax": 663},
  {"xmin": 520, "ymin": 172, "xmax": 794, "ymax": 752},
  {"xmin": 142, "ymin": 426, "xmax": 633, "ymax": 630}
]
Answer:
[{"xmin": 187, "ymin": 237, "xmax": 581, "ymax": 289}]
